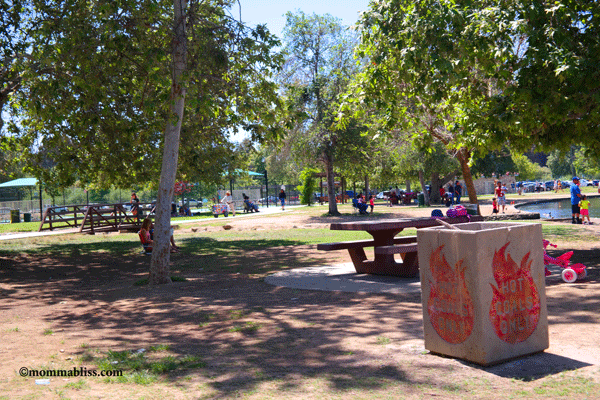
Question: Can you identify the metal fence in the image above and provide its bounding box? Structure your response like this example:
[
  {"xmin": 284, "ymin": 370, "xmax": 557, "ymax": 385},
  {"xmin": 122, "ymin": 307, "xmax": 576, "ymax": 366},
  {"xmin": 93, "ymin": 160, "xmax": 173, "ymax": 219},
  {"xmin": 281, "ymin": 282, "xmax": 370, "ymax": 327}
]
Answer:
[
  {"xmin": 217, "ymin": 186, "xmax": 300, "ymax": 208},
  {"xmin": 0, "ymin": 200, "xmax": 51, "ymax": 222}
]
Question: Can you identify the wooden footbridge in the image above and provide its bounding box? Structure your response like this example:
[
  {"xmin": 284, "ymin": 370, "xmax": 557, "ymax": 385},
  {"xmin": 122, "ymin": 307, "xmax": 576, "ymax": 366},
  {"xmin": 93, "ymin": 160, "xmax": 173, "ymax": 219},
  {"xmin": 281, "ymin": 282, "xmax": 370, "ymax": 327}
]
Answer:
[{"xmin": 38, "ymin": 203, "xmax": 153, "ymax": 234}]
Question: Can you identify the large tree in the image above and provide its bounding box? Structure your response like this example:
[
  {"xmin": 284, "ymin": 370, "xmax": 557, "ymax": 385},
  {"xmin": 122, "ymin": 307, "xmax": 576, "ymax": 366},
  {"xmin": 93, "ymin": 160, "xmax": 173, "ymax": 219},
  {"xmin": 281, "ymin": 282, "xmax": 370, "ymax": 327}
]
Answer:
[
  {"xmin": 477, "ymin": 1, "xmax": 600, "ymax": 153},
  {"xmin": 0, "ymin": 0, "xmax": 27, "ymax": 135},
  {"xmin": 5, "ymin": 0, "xmax": 282, "ymax": 283},
  {"xmin": 356, "ymin": 0, "xmax": 494, "ymax": 206},
  {"xmin": 279, "ymin": 11, "xmax": 360, "ymax": 215},
  {"xmin": 357, "ymin": 0, "xmax": 600, "ymax": 186}
]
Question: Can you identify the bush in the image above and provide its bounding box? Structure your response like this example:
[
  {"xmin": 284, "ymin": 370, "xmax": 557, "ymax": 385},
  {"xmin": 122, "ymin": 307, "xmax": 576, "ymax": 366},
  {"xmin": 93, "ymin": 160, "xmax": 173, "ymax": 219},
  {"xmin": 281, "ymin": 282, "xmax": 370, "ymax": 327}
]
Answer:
[{"xmin": 296, "ymin": 168, "xmax": 320, "ymax": 206}]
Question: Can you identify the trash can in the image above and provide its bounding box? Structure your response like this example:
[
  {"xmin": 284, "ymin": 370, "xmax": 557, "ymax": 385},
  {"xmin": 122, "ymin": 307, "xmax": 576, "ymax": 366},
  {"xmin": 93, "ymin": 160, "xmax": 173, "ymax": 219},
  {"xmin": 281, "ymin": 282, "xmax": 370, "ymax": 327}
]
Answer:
[
  {"xmin": 417, "ymin": 222, "xmax": 548, "ymax": 366},
  {"xmin": 418, "ymin": 193, "xmax": 425, "ymax": 207},
  {"xmin": 10, "ymin": 210, "xmax": 20, "ymax": 223},
  {"xmin": 23, "ymin": 213, "xmax": 32, "ymax": 222}
]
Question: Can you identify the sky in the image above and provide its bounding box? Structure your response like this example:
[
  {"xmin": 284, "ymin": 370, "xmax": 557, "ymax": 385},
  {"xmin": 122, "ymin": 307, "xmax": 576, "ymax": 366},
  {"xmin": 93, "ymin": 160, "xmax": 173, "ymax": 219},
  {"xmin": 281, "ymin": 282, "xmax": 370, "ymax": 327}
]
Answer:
[{"xmin": 232, "ymin": 0, "xmax": 372, "ymax": 38}]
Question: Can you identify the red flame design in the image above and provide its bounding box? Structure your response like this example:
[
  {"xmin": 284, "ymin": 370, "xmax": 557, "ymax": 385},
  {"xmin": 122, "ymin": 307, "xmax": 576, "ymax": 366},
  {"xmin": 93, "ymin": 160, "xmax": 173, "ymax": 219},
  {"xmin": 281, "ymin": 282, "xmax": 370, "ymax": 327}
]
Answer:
[
  {"xmin": 427, "ymin": 245, "xmax": 474, "ymax": 344},
  {"xmin": 489, "ymin": 242, "xmax": 540, "ymax": 343}
]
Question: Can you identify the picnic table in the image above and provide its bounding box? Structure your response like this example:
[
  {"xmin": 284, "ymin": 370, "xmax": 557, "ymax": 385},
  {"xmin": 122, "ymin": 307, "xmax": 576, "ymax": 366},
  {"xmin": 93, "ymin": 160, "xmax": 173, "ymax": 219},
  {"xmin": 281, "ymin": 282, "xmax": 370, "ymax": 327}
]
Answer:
[{"xmin": 317, "ymin": 215, "xmax": 483, "ymax": 277}]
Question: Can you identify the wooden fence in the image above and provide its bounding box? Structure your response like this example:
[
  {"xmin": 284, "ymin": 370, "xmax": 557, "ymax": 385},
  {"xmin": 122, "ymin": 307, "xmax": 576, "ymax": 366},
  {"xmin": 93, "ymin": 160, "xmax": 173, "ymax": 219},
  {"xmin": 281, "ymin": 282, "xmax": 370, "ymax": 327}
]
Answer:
[{"xmin": 39, "ymin": 203, "xmax": 153, "ymax": 233}]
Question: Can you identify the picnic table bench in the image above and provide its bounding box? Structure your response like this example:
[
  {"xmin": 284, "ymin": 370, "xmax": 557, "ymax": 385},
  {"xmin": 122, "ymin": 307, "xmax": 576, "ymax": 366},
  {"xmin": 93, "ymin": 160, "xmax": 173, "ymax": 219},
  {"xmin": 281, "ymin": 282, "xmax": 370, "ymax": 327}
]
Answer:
[{"xmin": 318, "ymin": 215, "xmax": 483, "ymax": 277}]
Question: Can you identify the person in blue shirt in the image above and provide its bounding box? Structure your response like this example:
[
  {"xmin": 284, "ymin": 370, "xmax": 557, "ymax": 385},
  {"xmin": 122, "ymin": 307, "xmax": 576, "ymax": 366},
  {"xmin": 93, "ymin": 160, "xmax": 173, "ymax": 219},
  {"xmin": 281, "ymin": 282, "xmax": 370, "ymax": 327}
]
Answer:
[{"xmin": 570, "ymin": 177, "xmax": 582, "ymax": 224}]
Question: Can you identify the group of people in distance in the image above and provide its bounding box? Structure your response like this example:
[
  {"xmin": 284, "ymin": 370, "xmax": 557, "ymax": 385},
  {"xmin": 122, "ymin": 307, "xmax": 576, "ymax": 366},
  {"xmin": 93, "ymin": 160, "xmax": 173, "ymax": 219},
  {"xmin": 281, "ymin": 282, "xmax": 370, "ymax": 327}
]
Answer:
[
  {"xmin": 492, "ymin": 177, "xmax": 593, "ymax": 223},
  {"xmin": 221, "ymin": 189, "xmax": 286, "ymax": 213},
  {"xmin": 439, "ymin": 181, "xmax": 463, "ymax": 207}
]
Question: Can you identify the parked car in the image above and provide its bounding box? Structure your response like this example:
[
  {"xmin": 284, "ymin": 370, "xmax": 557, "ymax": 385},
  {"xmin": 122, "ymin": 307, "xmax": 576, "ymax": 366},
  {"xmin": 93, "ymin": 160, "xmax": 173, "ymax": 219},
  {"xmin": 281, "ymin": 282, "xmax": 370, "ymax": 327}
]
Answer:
[
  {"xmin": 376, "ymin": 191, "xmax": 385, "ymax": 199},
  {"xmin": 593, "ymin": 180, "xmax": 599, "ymax": 187},
  {"xmin": 259, "ymin": 196, "xmax": 278, "ymax": 203},
  {"xmin": 520, "ymin": 181, "xmax": 536, "ymax": 192},
  {"xmin": 544, "ymin": 181, "xmax": 554, "ymax": 191},
  {"xmin": 561, "ymin": 180, "xmax": 573, "ymax": 188},
  {"xmin": 580, "ymin": 178, "xmax": 593, "ymax": 186}
]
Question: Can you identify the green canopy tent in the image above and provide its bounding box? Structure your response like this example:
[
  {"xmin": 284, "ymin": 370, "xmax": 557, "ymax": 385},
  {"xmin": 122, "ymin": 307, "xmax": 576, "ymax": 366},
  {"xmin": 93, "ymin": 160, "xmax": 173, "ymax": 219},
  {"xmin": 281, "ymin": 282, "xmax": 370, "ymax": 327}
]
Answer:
[
  {"xmin": 235, "ymin": 169, "xmax": 264, "ymax": 177},
  {"xmin": 0, "ymin": 178, "xmax": 42, "ymax": 220}
]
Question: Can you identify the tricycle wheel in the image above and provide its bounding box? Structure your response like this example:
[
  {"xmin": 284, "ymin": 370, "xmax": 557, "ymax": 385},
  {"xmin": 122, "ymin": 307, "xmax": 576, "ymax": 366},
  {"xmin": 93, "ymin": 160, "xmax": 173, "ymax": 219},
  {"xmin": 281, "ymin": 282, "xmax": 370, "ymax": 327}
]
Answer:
[
  {"xmin": 578, "ymin": 269, "xmax": 587, "ymax": 280},
  {"xmin": 213, "ymin": 214, "xmax": 218, "ymax": 218},
  {"xmin": 562, "ymin": 268, "xmax": 577, "ymax": 283}
]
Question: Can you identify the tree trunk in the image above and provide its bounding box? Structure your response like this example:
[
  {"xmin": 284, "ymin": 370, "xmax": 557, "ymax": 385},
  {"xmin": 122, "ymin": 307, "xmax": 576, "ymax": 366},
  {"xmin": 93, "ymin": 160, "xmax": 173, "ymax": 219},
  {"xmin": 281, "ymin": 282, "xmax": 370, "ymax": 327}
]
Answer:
[
  {"xmin": 324, "ymin": 147, "xmax": 339, "ymax": 215},
  {"xmin": 456, "ymin": 147, "xmax": 479, "ymax": 210},
  {"xmin": 418, "ymin": 170, "xmax": 430, "ymax": 206},
  {"xmin": 149, "ymin": 0, "xmax": 187, "ymax": 285},
  {"xmin": 429, "ymin": 169, "xmax": 460, "ymax": 205},
  {"xmin": 364, "ymin": 175, "xmax": 370, "ymax": 199},
  {"xmin": 406, "ymin": 180, "xmax": 411, "ymax": 193},
  {"xmin": 429, "ymin": 172, "xmax": 441, "ymax": 204}
]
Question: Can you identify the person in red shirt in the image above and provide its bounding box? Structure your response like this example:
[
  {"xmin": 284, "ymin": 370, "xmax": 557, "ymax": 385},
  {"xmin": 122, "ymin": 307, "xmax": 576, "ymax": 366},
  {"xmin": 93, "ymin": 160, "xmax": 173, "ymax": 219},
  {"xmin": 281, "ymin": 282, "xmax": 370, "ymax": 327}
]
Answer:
[{"xmin": 495, "ymin": 181, "xmax": 507, "ymax": 213}]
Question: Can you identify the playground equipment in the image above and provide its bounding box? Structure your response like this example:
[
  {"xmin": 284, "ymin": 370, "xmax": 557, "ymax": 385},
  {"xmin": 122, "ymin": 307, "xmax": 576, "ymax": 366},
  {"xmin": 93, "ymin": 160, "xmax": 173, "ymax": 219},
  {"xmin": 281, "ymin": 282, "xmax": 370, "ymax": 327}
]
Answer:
[{"xmin": 543, "ymin": 239, "xmax": 587, "ymax": 283}]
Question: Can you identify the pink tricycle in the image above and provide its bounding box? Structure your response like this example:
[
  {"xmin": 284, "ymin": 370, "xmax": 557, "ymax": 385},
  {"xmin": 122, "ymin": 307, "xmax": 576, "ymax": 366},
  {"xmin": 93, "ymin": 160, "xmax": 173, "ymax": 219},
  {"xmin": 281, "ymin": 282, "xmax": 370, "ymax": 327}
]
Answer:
[{"xmin": 543, "ymin": 239, "xmax": 587, "ymax": 283}]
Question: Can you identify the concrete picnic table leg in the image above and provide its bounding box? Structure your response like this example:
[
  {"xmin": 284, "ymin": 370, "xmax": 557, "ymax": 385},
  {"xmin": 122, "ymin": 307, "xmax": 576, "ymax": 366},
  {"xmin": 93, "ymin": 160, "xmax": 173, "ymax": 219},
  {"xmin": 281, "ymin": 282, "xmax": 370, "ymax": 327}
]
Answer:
[
  {"xmin": 347, "ymin": 247, "xmax": 368, "ymax": 273},
  {"xmin": 362, "ymin": 229, "xmax": 419, "ymax": 277},
  {"xmin": 349, "ymin": 229, "xmax": 403, "ymax": 276},
  {"xmin": 398, "ymin": 251, "xmax": 419, "ymax": 277}
]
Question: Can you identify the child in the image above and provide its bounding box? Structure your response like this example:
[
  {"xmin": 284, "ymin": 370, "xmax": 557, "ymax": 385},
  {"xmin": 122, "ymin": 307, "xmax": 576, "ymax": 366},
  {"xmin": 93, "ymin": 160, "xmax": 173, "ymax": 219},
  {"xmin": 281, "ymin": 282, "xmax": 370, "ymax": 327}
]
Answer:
[
  {"xmin": 140, "ymin": 217, "xmax": 179, "ymax": 253},
  {"xmin": 579, "ymin": 195, "xmax": 592, "ymax": 224},
  {"xmin": 369, "ymin": 195, "xmax": 374, "ymax": 213},
  {"xmin": 492, "ymin": 197, "xmax": 499, "ymax": 214}
]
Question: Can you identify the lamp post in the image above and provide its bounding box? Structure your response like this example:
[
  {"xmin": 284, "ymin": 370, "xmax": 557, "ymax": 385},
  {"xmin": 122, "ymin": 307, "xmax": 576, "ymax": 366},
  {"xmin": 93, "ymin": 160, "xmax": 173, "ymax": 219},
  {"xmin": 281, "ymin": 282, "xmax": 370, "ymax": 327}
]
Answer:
[{"xmin": 264, "ymin": 170, "xmax": 268, "ymax": 208}]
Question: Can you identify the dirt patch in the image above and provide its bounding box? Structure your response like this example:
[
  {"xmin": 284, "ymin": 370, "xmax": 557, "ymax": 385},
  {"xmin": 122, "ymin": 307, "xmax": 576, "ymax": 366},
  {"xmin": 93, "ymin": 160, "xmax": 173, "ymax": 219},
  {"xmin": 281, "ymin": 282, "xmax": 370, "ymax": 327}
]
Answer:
[{"xmin": 1, "ymin": 204, "xmax": 599, "ymax": 399}]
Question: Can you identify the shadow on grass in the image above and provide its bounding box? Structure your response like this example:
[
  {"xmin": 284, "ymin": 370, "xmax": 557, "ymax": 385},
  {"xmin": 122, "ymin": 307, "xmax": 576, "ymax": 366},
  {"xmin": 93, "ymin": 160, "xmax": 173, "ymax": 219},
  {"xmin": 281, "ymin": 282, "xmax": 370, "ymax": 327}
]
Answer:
[
  {"xmin": 2, "ymin": 228, "xmax": 600, "ymax": 395},
  {"xmin": 179, "ymin": 236, "xmax": 305, "ymax": 252},
  {"xmin": 49, "ymin": 280, "xmax": 431, "ymax": 395},
  {"xmin": 0, "ymin": 233, "xmax": 436, "ymax": 395}
]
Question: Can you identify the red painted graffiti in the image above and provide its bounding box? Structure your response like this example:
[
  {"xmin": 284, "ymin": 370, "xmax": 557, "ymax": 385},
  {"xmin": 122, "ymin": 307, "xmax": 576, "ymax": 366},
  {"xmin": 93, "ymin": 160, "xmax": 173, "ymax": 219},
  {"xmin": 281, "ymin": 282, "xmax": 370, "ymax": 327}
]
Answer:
[
  {"xmin": 428, "ymin": 245, "xmax": 474, "ymax": 344},
  {"xmin": 489, "ymin": 242, "xmax": 540, "ymax": 344}
]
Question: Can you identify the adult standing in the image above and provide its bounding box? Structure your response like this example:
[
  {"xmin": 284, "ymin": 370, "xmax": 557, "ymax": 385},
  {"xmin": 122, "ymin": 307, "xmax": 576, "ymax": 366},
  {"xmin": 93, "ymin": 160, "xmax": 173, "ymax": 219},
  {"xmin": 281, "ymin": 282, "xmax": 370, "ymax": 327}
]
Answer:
[
  {"xmin": 454, "ymin": 181, "xmax": 462, "ymax": 204},
  {"xmin": 447, "ymin": 182, "xmax": 454, "ymax": 205},
  {"xmin": 495, "ymin": 181, "xmax": 507, "ymax": 213},
  {"xmin": 221, "ymin": 191, "xmax": 236, "ymax": 217},
  {"xmin": 570, "ymin": 177, "xmax": 582, "ymax": 224},
  {"xmin": 130, "ymin": 192, "xmax": 141, "ymax": 223},
  {"xmin": 278, "ymin": 188, "xmax": 287, "ymax": 211}
]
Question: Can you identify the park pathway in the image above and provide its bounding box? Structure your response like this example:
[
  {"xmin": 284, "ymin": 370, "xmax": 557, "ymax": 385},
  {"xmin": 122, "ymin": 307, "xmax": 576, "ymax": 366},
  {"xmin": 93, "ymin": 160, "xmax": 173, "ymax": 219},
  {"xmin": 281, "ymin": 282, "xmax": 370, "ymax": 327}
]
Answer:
[{"xmin": 0, "ymin": 205, "xmax": 301, "ymax": 241}]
